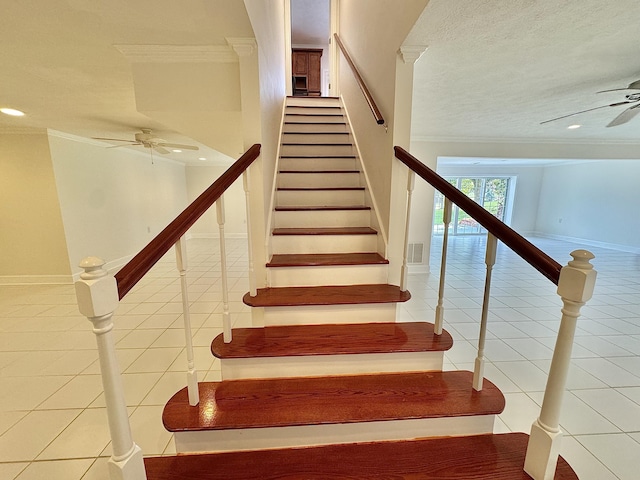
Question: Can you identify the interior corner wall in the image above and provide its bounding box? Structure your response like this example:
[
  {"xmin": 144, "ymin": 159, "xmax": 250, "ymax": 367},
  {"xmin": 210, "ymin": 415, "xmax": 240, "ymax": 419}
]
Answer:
[
  {"xmin": 535, "ymin": 159, "xmax": 640, "ymax": 251},
  {"xmin": 185, "ymin": 165, "xmax": 247, "ymax": 237},
  {"xmin": 0, "ymin": 132, "xmax": 72, "ymax": 282},
  {"xmin": 337, "ymin": 0, "xmax": 429, "ymax": 235},
  {"xmin": 48, "ymin": 133, "xmax": 188, "ymax": 276}
]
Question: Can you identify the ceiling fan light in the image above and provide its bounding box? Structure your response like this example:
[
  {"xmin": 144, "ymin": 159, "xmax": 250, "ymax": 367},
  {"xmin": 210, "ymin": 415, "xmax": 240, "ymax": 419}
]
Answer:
[
  {"xmin": 172, "ymin": 149, "xmax": 182, "ymax": 153},
  {"xmin": 1, "ymin": 107, "xmax": 25, "ymax": 116},
  {"xmin": 567, "ymin": 124, "xmax": 581, "ymax": 129},
  {"xmin": 198, "ymin": 157, "xmax": 206, "ymax": 161}
]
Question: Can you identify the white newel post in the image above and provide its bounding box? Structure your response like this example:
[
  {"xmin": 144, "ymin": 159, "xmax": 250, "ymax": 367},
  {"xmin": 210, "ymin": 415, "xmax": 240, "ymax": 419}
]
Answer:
[
  {"xmin": 524, "ymin": 249, "xmax": 597, "ymax": 480},
  {"xmin": 243, "ymin": 170, "xmax": 257, "ymax": 297},
  {"xmin": 434, "ymin": 199, "xmax": 452, "ymax": 335},
  {"xmin": 400, "ymin": 170, "xmax": 415, "ymax": 292},
  {"xmin": 473, "ymin": 233, "xmax": 497, "ymax": 391},
  {"xmin": 216, "ymin": 196, "xmax": 232, "ymax": 343},
  {"xmin": 75, "ymin": 258, "xmax": 146, "ymax": 480},
  {"xmin": 175, "ymin": 238, "xmax": 199, "ymax": 406}
]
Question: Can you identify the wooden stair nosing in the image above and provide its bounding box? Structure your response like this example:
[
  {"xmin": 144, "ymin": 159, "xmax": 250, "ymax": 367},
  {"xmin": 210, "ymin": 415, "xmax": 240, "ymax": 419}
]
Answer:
[
  {"xmin": 211, "ymin": 322, "xmax": 453, "ymax": 359},
  {"xmin": 282, "ymin": 142, "xmax": 352, "ymax": 146},
  {"xmin": 162, "ymin": 371, "xmax": 504, "ymax": 432},
  {"xmin": 277, "ymin": 186, "xmax": 364, "ymax": 191},
  {"xmin": 243, "ymin": 284, "xmax": 410, "ymax": 307},
  {"xmin": 275, "ymin": 205, "xmax": 370, "ymax": 211},
  {"xmin": 280, "ymin": 155, "xmax": 356, "ymax": 158},
  {"xmin": 267, "ymin": 252, "xmax": 387, "ymax": 267},
  {"xmin": 278, "ymin": 169, "xmax": 360, "ymax": 174},
  {"xmin": 283, "ymin": 131, "xmax": 349, "ymax": 135},
  {"xmin": 144, "ymin": 433, "xmax": 578, "ymax": 480},
  {"xmin": 272, "ymin": 227, "xmax": 377, "ymax": 236}
]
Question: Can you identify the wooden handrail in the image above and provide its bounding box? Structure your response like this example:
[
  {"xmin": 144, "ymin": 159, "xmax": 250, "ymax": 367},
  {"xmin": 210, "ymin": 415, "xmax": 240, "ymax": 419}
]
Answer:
[
  {"xmin": 115, "ymin": 144, "xmax": 261, "ymax": 299},
  {"xmin": 334, "ymin": 33, "xmax": 385, "ymax": 126},
  {"xmin": 394, "ymin": 146, "xmax": 562, "ymax": 285}
]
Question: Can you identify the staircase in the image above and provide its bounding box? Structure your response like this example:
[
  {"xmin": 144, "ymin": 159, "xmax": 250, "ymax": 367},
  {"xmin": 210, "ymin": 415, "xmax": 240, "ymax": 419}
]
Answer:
[{"xmin": 139, "ymin": 97, "xmax": 580, "ymax": 478}]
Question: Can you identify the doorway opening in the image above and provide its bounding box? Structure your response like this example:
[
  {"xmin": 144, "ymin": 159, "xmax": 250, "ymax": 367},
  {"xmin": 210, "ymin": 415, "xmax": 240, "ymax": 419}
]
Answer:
[{"xmin": 289, "ymin": 0, "xmax": 330, "ymax": 97}]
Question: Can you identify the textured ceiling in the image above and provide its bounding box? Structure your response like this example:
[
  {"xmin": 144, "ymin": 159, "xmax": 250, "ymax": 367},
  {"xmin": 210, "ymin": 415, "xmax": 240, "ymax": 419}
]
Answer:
[
  {"xmin": 291, "ymin": 0, "xmax": 330, "ymax": 45},
  {"xmin": 407, "ymin": 0, "xmax": 640, "ymax": 143}
]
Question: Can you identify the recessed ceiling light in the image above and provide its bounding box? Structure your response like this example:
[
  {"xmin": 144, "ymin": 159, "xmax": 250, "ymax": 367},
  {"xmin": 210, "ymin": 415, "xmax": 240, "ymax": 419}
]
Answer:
[
  {"xmin": 198, "ymin": 157, "xmax": 206, "ymax": 161},
  {"xmin": 567, "ymin": 124, "xmax": 581, "ymax": 129},
  {"xmin": 172, "ymin": 149, "xmax": 182, "ymax": 153},
  {"xmin": 0, "ymin": 107, "xmax": 25, "ymax": 116}
]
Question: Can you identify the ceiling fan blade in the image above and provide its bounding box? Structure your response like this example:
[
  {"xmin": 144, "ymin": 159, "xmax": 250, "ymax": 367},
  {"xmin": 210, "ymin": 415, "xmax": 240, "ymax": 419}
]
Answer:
[
  {"xmin": 157, "ymin": 142, "xmax": 199, "ymax": 151},
  {"xmin": 152, "ymin": 145, "xmax": 171, "ymax": 154},
  {"xmin": 92, "ymin": 137, "xmax": 138, "ymax": 143},
  {"xmin": 106, "ymin": 142, "xmax": 143, "ymax": 149},
  {"xmin": 540, "ymin": 101, "xmax": 636, "ymax": 124},
  {"xmin": 597, "ymin": 79, "xmax": 640, "ymax": 94},
  {"xmin": 606, "ymin": 103, "xmax": 640, "ymax": 127}
]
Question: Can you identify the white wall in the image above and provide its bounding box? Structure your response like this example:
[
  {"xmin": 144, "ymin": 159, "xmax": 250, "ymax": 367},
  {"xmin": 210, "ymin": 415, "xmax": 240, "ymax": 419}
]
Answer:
[
  {"xmin": 185, "ymin": 165, "xmax": 247, "ymax": 237},
  {"xmin": 0, "ymin": 132, "xmax": 72, "ymax": 282},
  {"xmin": 49, "ymin": 132, "xmax": 188, "ymax": 276},
  {"xmin": 535, "ymin": 160, "xmax": 640, "ymax": 251}
]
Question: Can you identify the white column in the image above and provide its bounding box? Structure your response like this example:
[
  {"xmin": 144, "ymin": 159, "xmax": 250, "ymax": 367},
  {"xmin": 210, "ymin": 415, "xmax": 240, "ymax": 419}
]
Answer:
[
  {"xmin": 174, "ymin": 238, "xmax": 199, "ymax": 406},
  {"xmin": 524, "ymin": 250, "xmax": 597, "ymax": 480},
  {"xmin": 216, "ymin": 196, "xmax": 232, "ymax": 343},
  {"xmin": 400, "ymin": 170, "xmax": 415, "ymax": 292},
  {"xmin": 75, "ymin": 258, "xmax": 146, "ymax": 480},
  {"xmin": 434, "ymin": 199, "xmax": 452, "ymax": 335},
  {"xmin": 243, "ymin": 170, "xmax": 258, "ymax": 297},
  {"xmin": 473, "ymin": 233, "xmax": 497, "ymax": 391}
]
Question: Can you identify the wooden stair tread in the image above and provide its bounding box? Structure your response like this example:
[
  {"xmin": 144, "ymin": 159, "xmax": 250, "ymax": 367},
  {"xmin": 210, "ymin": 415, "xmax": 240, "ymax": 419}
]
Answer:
[
  {"xmin": 275, "ymin": 205, "xmax": 370, "ymax": 211},
  {"xmin": 279, "ymin": 155, "xmax": 356, "ymax": 158},
  {"xmin": 144, "ymin": 433, "xmax": 578, "ymax": 479},
  {"xmin": 267, "ymin": 252, "xmax": 387, "ymax": 267},
  {"xmin": 272, "ymin": 227, "xmax": 376, "ymax": 236},
  {"xmin": 277, "ymin": 187, "xmax": 364, "ymax": 191},
  {"xmin": 211, "ymin": 322, "xmax": 452, "ymax": 359},
  {"xmin": 243, "ymin": 284, "xmax": 410, "ymax": 307},
  {"xmin": 162, "ymin": 371, "xmax": 505, "ymax": 432},
  {"xmin": 278, "ymin": 169, "xmax": 360, "ymax": 174}
]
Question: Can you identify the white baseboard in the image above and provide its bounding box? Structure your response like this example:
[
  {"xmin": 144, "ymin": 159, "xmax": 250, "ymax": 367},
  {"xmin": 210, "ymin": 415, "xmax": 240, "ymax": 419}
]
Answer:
[
  {"xmin": 0, "ymin": 274, "xmax": 75, "ymax": 285},
  {"xmin": 408, "ymin": 264, "xmax": 430, "ymax": 274},
  {"xmin": 532, "ymin": 232, "xmax": 640, "ymax": 255}
]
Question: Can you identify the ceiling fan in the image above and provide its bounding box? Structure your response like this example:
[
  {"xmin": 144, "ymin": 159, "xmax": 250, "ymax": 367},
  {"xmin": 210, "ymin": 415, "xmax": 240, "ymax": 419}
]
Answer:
[
  {"xmin": 541, "ymin": 80, "xmax": 640, "ymax": 127},
  {"xmin": 92, "ymin": 129, "xmax": 199, "ymax": 154}
]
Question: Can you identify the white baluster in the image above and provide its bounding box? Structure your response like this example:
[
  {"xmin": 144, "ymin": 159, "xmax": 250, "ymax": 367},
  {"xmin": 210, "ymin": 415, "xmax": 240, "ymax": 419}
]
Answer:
[
  {"xmin": 434, "ymin": 199, "xmax": 452, "ymax": 335},
  {"xmin": 524, "ymin": 250, "xmax": 597, "ymax": 480},
  {"xmin": 243, "ymin": 170, "xmax": 257, "ymax": 297},
  {"xmin": 473, "ymin": 233, "xmax": 497, "ymax": 391},
  {"xmin": 217, "ymin": 196, "xmax": 232, "ymax": 343},
  {"xmin": 400, "ymin": 170, "xmax": 415, "ymax": 292},
  {"xmin": 75, "ymin": 258, "xmax": 146, "ymax": 480},
  {"xmin": 174, "ymin": 238, "xmax": 199, "ymax": 406}
]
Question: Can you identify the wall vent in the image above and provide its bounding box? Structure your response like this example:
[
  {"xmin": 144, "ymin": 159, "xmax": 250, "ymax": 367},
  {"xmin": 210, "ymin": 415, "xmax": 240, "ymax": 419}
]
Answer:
[{"xmin": 407, "ymin": 243, "xmax": 424, "ymax": 264}]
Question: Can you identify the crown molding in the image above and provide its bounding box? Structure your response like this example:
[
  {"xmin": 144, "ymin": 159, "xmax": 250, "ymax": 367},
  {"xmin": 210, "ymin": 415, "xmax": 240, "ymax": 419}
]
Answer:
[
  {"xmin": 399, "ymin": 45, "xmax": 427, "ymax": 64},
  {"xmin": 226, "ymin": 37, "xmax": 257, "ymax": 57},
  {"xmin": 114, "ymin": 44, "xmax": 238, "ymax": 63},
  {"xmin": 410, "ymin": 134, "xmax": 640, "ymax": 146}
]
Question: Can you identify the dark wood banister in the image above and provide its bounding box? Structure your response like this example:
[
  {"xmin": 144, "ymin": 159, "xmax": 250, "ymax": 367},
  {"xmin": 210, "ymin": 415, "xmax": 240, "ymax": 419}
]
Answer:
[
  {"xmin": 115, "ymin": 144, "xmax": 261, "ymax": 299},
  {"xmin": 333, "ymin": 33, "xmax": 385, "ymax": 126},
  {"xmin": 394, "ymin": 146, "xmax": 562, "ymax": 285}
]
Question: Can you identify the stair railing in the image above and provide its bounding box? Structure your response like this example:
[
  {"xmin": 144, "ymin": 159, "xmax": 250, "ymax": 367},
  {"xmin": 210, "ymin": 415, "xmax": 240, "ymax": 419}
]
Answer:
[
  {"xmin": 394, "ymin": 146, "xmax": 596, "ymax": 480},
  {"xmin": 334, "ymin": 33, "xmax": 386, "ymax": 127},
  {"xmin": 74, "ymin": 144, "xmax": 261, "ymax": 480}
]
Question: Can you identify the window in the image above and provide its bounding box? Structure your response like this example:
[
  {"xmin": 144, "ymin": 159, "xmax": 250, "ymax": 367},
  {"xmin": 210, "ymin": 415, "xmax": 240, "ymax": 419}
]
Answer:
[{"xmin": 433, "ymin": 177, "xmax": 510, "ymax": 235}]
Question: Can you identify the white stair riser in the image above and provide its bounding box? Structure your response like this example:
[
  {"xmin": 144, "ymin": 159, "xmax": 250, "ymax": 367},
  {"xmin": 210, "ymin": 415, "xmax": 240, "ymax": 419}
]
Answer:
[
  {"xmin": 263, "ymin": 303, "xmax": 398, "ymax": 326},
  {"xmin": 283, "ymin": 123, "xmax": 347, "ymax": 133},
  {"xmin": 280, "ymin": 144, "xmax": 353, "ymax": 156},
  {"xmin": 274, "ymin": 209, "xmax": 370, "ymax": 228},
  {"xmin": 276, "ymin": 189, "xmax": 364, "ymax": 206},
  {"xmin": 271, "ymin": 234, "xmax": 377, "ymax": 254},
  {"xmin": 173, "ymin": 415, "xmax": 496, "ymax": 454},
  {"xmin": 286, "ymin": 106, "xmax": 342, "ymax": 115},
  {"xmin": 278, "ymin": 172, "xmax": 361, "ymax": 188},
  {"xmin": 286, "ymin": 98, "xmax": 340, "ymax": 107},
  {"xmin": 220, "ymin": 352, "xmax": 444, "ymax": 380},
  {"xmin": 282, "ymin": 133, "xmax": 351, "ymax": 144},
  {"xmin": 269, "ymin": 264, "xmax": 388, "ymax": 287},
  {"xmin": 279, "ymin": 157, "xmax": 357, "ymax": 171},
  {"xmin": 285, "ymin": 114, "xmax": 346, "ymax": 124}
]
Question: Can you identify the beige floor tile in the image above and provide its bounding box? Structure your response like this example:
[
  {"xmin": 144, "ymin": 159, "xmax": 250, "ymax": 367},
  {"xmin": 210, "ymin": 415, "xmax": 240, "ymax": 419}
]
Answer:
[
  {"xmin": 15, "ymin": 459, "xmax": 93, "ymax": 480},
  {"xmin": 36, "ymin": 375, "xmax": 103, "ymax": 410},
  {"xmin": 0, "ymin": 462, "xmax": 28, "ymax": 480}
]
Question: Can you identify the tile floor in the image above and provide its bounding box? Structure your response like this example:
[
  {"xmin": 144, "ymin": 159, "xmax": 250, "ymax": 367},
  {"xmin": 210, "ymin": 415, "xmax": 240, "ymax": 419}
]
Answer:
[{"xmin": 0, "ymin": 235, "xmax": 639, "ymax": 479}]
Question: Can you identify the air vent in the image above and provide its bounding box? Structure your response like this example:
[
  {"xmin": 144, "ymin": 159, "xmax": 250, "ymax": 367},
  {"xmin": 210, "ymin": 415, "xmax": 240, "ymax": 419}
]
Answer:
[{"xmin": 407, "ymin": 243, "xmax": 424, "ymax": 264}]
